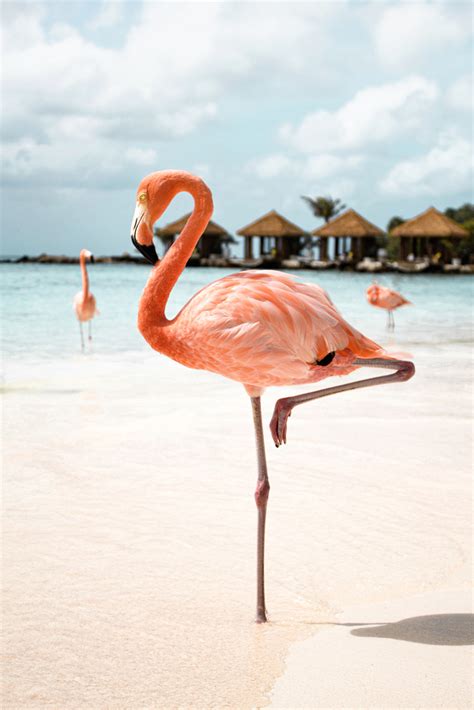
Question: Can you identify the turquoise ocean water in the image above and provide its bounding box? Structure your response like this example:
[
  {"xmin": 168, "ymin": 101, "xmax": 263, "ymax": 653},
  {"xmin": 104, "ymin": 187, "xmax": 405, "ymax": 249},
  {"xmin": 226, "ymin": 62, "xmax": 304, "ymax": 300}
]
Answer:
[{"xmin": 2, "ymin": 264, "xmax": 472, "ymax": 363}]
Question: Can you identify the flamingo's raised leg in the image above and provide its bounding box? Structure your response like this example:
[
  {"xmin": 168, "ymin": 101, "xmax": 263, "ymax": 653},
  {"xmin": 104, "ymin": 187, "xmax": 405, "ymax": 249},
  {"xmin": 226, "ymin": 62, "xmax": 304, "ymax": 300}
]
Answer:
[
  {"xmin": 270, "ymin": 358, "xmax": 415, "ymax": 447},
  {"xmin": 79, "ymin": 322, "xmax": 85, "ymax": 351},
  {"xmin": 250, "ymin": 396, "xmax": 270, "ymax": 623},
  {"xmin": 88, "ymin": 321, "xmax": 92, "ymax": 341}
]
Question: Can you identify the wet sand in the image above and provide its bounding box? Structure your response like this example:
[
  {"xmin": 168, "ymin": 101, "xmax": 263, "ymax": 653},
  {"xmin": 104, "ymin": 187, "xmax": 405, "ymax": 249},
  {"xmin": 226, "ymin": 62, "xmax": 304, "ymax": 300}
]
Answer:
[{"xmin": 2, "ymin": 339, "xmax": 472, "ymax": 708}]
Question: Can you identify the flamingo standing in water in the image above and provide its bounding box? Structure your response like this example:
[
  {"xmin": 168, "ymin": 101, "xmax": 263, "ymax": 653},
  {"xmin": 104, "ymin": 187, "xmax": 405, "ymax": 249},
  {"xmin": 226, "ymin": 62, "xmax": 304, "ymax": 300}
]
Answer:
[
  {"xmin": 366, "ymin": 282, "xmax": 411, "ymax": 330},
  {"xmin": 131, "ymin": 170, "xmax": 415, "ymax": 623},
  {"xmin": 73, "ymin": 249, "xmax": 98, "ymax": 349}
]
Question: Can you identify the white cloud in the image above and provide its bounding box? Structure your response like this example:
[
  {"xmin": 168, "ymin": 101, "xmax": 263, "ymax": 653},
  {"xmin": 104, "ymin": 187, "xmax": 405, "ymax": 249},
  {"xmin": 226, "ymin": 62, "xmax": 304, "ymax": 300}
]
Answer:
[
  {"xmin": 0, "ymin": 136, "xmax": 159, "ymax": 189},
  {"xmin": 380, "ymin": 133, "xmax": 473, "ymax": 196},
  {"xmin": 280, "ymin": 76, "xmax": 438, "ymax": 153},
  {"xmin": 374, "ymin": 2, "xmax": 472, "ymax": 70},
  {"xmin": 0, "ymin": 2, "xmax": 45, "ymax": 51},
  {"xmin": 246, "ymin": 66, "xmax": 470, "ymax": 212},
  {"xmin": 247, "ymin": 151, "xmax": 363, "ymax": 206},
  {"xmin": 249, "ymin": 152, "xmax": 364, "ymax": 182},
  {"xmin": 1, "ymin": 0, "xmax": 471, "ymax": 214},
  {"xmin": 1, "ymin": 2, "xmax": 340, "ymax": 188},
  {"xmin": 447, "ymin": 75, "xmax": 473, "ymax": 112},
  {"xmin": 124, "ymin": 147, "xmax": 157, "ymax": 166}
]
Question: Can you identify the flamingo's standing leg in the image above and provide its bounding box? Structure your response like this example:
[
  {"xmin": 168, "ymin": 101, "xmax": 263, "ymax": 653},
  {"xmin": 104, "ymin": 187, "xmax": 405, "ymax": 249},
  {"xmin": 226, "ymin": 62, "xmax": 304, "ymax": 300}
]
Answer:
[
  {"xmin": 391, "ymin": 311, "xmax": 395, "ymax": 331},
  {"xmin": 270, "ymin": 358, "xmax": 414, "ymax": 446},
  {"xmin": 79, "ymin": 322, "xmax": 85, "ymax": 351},
  {"xmin": 250, "ymin": 396, "xmax": 270, "ymax": 623},
  {"xmin": 88, "ymin": 320, "xmax": 92, "ymax": 341}
]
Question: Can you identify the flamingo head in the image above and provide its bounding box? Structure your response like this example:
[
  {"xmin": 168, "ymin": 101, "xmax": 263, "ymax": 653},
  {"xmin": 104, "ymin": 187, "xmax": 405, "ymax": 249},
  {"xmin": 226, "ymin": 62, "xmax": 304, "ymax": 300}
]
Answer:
[
  {"xmin": 130, "ymin": 171, "xmax": 187, "ymax": 265},
  {"xmin": 131, "ymin": 170, "xmax": 213, "ymax": 265},
  {"xmin": 366, "ymin": 283, "xmax": 379, "ymax": 304},
  {"xmin": 130, "ymin": 173, "xmax": 171, "ymax": 265},
  {"xmin": 80, "ymin": 249, "xmax": 94, "ymax": 263}
]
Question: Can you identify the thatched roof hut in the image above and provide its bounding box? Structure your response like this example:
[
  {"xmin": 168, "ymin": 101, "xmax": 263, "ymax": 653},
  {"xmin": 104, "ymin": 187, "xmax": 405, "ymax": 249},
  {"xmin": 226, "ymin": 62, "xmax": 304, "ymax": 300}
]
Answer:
[
  {"xmin": 312, "ymin": 209, "xmax": 384, "ymax": 238},
  {"xmin": 237, "ymin": 210, "xmax": 307, "ymax": 259},
  {"xmin": 238, "ymin": 209, "xmax": 307, "ymax": 237},
  {"xmin": 158, "ymin": 213, "xmax": 230, "ymax": 238},
  {"xmin": 390, "ymin": 207, "xmax": 467, "ymax": 261},
  {"xmin": 312, "ymin": 209, "xmax": 384, "ymax": 261},
  {"xmin": 156, "ymin": 213, "xmax": 233, "ymax": 259},
  {"xmin": 391, "ymin": 207, "xmax": 467, "ymax": 238}
]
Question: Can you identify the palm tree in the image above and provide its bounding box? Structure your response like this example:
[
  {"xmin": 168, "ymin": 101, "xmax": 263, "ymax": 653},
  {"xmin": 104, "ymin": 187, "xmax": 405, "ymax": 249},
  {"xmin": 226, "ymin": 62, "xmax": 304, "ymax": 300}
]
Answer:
[
  {"xmin": 301, "ymin": 196, "xmax": 346, "ymax": 223},
  {"xmin": 385, "ymin": 217, "xmax": 405, "ymax": 260},
  {"xmin": 301, "ymin": 195, "xmax": 346, "ymax": 260},
  {"xmin": 386, "ymin": 216, "xmax": 405, "ymax": 232}
]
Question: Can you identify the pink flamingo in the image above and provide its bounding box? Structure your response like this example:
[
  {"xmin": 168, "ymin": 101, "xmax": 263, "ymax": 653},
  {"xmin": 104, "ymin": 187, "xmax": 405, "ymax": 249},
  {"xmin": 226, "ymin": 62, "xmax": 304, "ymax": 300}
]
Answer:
[
  {"xmin": 73, "ymin": 249, "xmax": 98, "ymax": 349},
  {"xmin": 131, "ymin": 170, "xmax": 415, "ymax": 623},
  {"xmin": 366, "ymin": 282, "xmax": 412, "ymax": 330}
]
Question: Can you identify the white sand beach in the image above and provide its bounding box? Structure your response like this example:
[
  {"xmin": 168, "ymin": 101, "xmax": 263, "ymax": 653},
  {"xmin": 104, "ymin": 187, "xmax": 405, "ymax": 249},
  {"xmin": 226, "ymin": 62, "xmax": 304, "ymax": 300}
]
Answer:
[
  {"xmin": 271, "ymin": 588, "xmax": 473, "ymax": 709},
  {"xmin": 3, "ymin": 331, "xmax": 472, "ymax": 709}
]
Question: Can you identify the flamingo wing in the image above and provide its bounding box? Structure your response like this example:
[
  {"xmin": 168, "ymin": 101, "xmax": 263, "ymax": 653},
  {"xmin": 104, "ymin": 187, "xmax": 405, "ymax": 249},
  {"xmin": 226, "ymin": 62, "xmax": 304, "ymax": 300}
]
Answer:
[
  {"xmin": 176, "ymin": 271, "xmax": 383, "ymax": 373},
  {"xmin": 73, "ymin": 292, "xmax": 98, "ymax": 320}
]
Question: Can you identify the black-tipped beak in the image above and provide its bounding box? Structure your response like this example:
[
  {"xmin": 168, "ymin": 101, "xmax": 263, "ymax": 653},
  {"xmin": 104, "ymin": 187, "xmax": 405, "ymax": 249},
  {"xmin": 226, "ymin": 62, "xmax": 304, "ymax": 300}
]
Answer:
[
  {"xmin": 130, "ymin": 201, "xmax": 159, "ymax": 265},
  {"xmin": 131, "ymin": 234, "xmax": 159, "ymax": 265},
  {"xmin": 90, "ymin": 254, "xmax": 95, "ymax": 264}
]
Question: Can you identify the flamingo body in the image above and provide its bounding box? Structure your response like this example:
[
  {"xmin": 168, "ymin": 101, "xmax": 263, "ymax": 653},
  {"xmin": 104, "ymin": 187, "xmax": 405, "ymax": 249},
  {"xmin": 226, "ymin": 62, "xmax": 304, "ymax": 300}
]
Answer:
[
  {"xmin": 73, "ymin": 291, "xmax": 97, "ymax": 322},
  {"xmin": 74, "ymin": 249, "xmax": 98, "ymax": 322},
  {"xmin": 146, "ymin": 270, "xmax": 385, "ymax": 394},
  {"xmin": 366, "ymin": 283, "xmax": 411, "ymax": 331},
  {"xmin": 366, "ymin": 284, "xmax": 410, "ymax": 311},
  {"xmin": 74, "ymin": 249, "xmax": 97, "ymax": 348}
]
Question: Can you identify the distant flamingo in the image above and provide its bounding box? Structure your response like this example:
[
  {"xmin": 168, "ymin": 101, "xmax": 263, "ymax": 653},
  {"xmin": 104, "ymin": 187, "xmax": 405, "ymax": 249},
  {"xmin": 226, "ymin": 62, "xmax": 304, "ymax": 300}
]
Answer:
[
  {"xmin": 131, "ymin": 170, "xmax": 415, "ymax": 623},
  {"xmin": 366, "ymin": 282, "xmax": 411, "ymax": 330},
  {"xmin": 73, "ymin": 249, "xmax": 98, "ymax": 349}
]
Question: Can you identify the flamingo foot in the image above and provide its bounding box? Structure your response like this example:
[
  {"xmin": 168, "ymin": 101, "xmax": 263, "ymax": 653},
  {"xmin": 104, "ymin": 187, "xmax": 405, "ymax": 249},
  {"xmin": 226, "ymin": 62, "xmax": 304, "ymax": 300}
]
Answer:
[{"xmin": 270, "ymin": 400, "xmax": 292, "ymax": 447}]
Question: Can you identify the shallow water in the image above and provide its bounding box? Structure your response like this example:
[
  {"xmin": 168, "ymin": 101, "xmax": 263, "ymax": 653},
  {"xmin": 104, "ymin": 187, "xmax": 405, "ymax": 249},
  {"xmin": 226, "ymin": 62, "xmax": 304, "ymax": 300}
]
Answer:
[
  {"xmin": 2, "ymin": 263, "xmax": 472, "ymax": 361},
  {"xmin": 2, "ymin": 264, "xmax": 472, "ymax": 708}
]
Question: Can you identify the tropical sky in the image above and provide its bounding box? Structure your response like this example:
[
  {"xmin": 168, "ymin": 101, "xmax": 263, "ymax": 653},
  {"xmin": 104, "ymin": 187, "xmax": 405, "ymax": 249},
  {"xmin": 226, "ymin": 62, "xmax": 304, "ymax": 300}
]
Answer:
[{"xmin": 1, "ymin": 0, "xmax": 473, "ymax": 256}]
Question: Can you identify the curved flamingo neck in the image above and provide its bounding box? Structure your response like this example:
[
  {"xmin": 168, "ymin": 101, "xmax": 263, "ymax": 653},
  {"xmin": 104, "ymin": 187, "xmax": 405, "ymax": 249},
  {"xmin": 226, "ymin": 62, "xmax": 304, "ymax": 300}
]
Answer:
[
  {"xmin": 138, "ymin": 174, "xmax": 213, "ymax": 340},
  {"xmin": 80, "ymin": 252, "xmax": 89, "ymax": 298}
]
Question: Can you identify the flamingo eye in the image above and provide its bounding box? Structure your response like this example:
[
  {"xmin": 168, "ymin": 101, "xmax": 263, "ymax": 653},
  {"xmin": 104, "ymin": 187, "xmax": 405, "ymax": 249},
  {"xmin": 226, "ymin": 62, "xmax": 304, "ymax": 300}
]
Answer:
[
  {"xmin": 138, "ymin": 193, "xmax": 147, "ymax": 203},
  {"xmin": 315, "ymin": 351, "xmax": 335, "ymax": 367}
]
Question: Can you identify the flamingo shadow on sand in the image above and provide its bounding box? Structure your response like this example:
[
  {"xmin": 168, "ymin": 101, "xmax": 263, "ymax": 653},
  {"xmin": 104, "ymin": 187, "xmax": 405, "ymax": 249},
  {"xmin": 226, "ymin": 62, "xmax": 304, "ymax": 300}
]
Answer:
[{"xmin": 332, "ymin": 614, "xmax": 474, "ymax": 646}]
